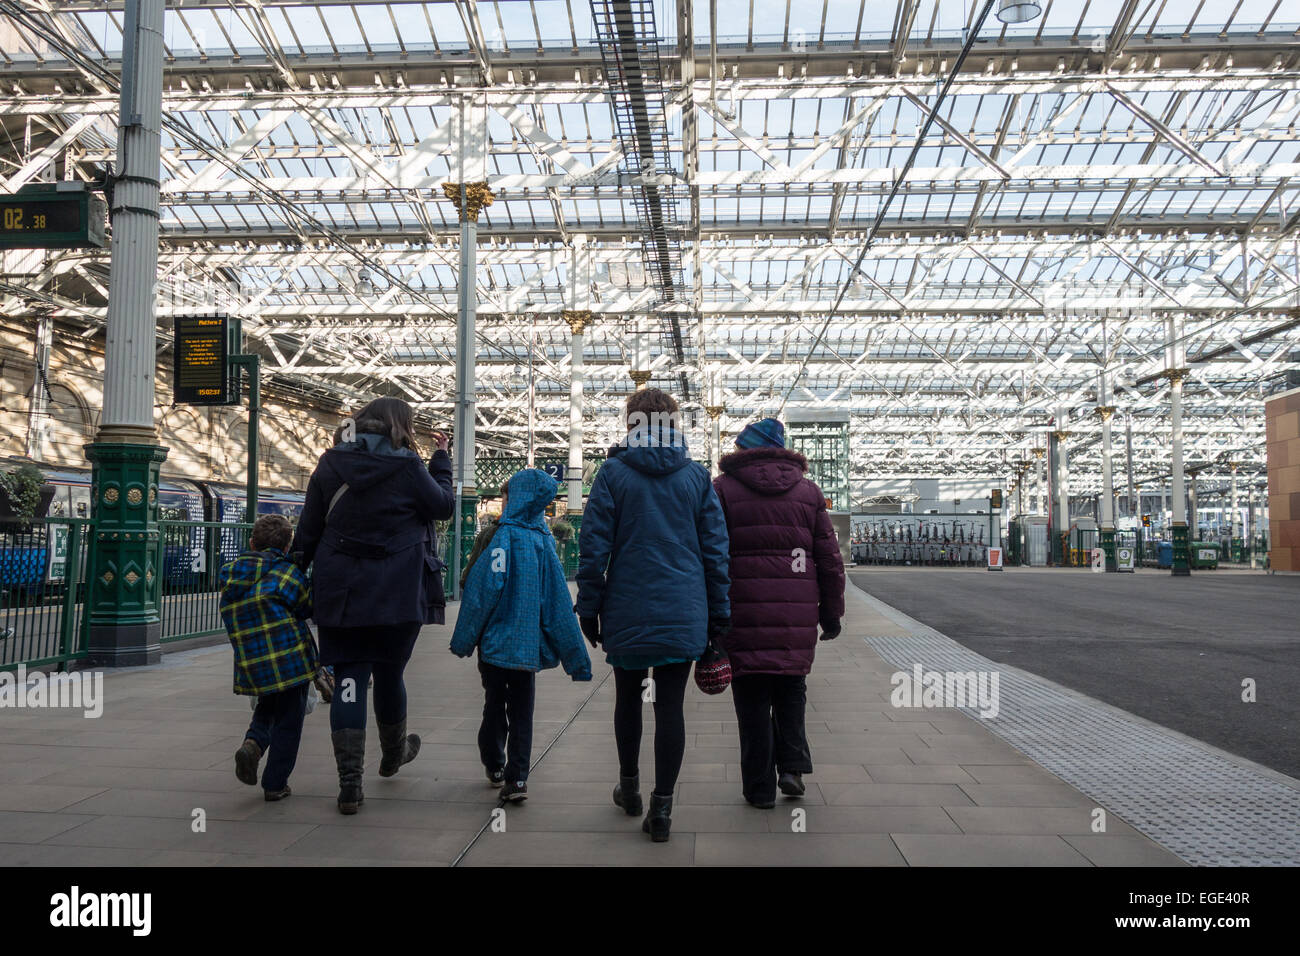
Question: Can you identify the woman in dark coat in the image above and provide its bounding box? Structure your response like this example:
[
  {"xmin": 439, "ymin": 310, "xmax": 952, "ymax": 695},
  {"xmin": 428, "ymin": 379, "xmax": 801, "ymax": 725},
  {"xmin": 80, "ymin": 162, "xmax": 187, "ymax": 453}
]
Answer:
[
  {"xmin": 576, "ymin": 388, "xmax": 731, "ymax": 842},
  {"xmin": 712, "ymin": 417, "xmax": 845, "ymax": 808},
  {"xmin": 291, "ymin": 397, "xmax": 455, "ymax": 814}
]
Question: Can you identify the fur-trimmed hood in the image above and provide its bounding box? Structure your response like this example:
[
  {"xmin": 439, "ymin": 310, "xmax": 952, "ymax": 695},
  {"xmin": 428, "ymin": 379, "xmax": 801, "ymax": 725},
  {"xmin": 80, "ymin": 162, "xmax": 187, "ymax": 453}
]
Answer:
[{"xmin": 718, "ymin": 445, "xmax": 808, "ymax": 495}]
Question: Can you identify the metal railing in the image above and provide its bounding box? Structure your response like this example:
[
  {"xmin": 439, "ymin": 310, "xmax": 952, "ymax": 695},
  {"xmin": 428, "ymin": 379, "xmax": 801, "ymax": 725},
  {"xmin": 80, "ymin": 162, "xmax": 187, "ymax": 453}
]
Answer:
[
  {"xmin": 0, "ymin": 517, "xmax": 92, "ymax": 671},
  {"xmin": 156, "ymin": 519, "xmax": 252, "ymax": 643}
]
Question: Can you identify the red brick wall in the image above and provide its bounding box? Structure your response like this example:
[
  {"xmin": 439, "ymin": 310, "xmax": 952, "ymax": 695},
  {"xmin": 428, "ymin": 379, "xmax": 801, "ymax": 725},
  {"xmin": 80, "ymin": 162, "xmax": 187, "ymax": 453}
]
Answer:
[{"xmin": 1266, "ymin": 387, "xmax": 1300, "ymax": 571}]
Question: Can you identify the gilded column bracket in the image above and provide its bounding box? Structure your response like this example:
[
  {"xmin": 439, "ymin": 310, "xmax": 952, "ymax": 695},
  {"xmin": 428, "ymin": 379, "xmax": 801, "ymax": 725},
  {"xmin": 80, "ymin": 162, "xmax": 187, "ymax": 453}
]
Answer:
[
  {"xmin": 705, "ymin": 405, "xmax": 724, "ymax": 420},
  {"xmin": 441, "ymin": 181, "xmax": 496, "ymax": 222},
  {"xmin": 563, "ymin": 309, "xmax": 592, "ymax": 335},
  {"xmin": 1160, "ymin": 367, "xmax": 1190, "ymax": 385},
  {"xmin": 629, "ymin": 370, "xmax": 652, "ymax": 388},
  {"xmin": 1094, "ymin": 406, "xmax": 1117, "ymax": 421}
]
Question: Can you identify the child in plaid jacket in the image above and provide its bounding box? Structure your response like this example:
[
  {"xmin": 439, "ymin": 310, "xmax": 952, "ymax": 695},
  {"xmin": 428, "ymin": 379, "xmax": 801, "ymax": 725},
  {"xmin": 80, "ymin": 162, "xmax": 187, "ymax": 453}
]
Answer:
[{"xmin": 220, "ymin": 514, "xmax": 319, "ymax": 801}]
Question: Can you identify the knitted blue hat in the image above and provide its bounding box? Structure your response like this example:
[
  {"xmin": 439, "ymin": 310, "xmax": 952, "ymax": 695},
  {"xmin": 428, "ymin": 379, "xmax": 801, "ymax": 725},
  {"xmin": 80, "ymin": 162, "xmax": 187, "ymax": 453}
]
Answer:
[{"xmin": 735, "ymin": 417, "xmax": 785, "ymax": 449}]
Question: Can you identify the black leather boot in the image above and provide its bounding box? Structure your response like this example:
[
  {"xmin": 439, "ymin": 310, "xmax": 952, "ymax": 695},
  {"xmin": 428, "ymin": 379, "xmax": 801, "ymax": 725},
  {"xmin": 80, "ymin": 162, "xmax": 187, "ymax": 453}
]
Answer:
[
  {"xmin": 613, "ymin": 774, "xmax": 643, "ymax": 816},
  {"xmin": 641, "ymin": 792, "xmax": 673, "ymax": 843},
  {"xmin": 331, "ymin": 728, "xmax": 366, "ymax": 815},
  {"xmin": 377, "ymin": 720, "xmax": 421, "ymax": 777}
]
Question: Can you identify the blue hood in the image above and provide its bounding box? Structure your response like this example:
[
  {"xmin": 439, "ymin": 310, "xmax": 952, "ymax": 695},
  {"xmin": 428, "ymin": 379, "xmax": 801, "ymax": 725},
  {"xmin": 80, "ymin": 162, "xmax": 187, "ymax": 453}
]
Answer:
[
  {"xmin": 609, "ymin": 427, "xmax": 692, "ymax": 476},
  {"xmin": 499, "ymin": 468, "xmax": 558, "ymax": 531}
]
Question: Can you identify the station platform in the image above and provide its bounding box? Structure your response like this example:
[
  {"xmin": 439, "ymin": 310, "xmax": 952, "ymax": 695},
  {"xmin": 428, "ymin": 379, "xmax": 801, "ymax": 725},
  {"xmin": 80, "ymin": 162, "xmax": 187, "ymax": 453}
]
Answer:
[{"xmin": 1, "ymin": 578, "xmax": 1295, "ymax": 867}]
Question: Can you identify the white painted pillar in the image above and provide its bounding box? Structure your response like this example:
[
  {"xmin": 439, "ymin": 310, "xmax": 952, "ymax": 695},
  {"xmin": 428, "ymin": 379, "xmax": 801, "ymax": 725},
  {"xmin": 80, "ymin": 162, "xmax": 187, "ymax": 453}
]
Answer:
[{"xmin": 100, "ymin": 0, "xmax": 165, "ymax": 441}]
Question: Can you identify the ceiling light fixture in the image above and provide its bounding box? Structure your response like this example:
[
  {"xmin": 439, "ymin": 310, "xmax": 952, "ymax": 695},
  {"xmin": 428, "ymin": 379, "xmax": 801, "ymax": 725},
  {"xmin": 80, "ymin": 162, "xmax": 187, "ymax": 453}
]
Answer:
[{"xmin": 996, "ymin": 0, "xmax": 1042, "ymax": 24}]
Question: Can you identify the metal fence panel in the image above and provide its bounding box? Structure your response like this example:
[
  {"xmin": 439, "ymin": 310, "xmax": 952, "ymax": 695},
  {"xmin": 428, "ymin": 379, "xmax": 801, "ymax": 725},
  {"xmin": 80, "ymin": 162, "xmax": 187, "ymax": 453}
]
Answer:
[
  {"xmin": 157, "ymin": 520, "xmax": 251, "ymax": 643},
  {"xmin": 0, "ymin": 517, "xmax": 92, "ymax": 671}
]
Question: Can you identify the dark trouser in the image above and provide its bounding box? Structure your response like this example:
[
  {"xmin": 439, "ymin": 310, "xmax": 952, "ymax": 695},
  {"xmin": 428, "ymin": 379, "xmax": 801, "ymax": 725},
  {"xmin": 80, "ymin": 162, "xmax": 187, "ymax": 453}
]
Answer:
[
  {"xmin": 477, "ymin": 659, "xmax": 536, "ymax": 785},
  {"xmin": 612, "ymin": 661, "xmax": 692, "ymax": 798},
  {"xmin": 730, "ymin": 674, "xmax": 814, "ymax": 803},
  {"xmin": 245, "ymin": 683, "xmax": 309, "ymax": 792},
  {"xmin": 329, "ymin": 660, "xmax": 409, "ymax": 732}
]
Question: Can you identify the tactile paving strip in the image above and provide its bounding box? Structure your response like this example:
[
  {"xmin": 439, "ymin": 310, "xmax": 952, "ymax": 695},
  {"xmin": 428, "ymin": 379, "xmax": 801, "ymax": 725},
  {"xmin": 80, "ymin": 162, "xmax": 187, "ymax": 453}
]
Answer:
[{"xmin": 864, "ymin": 633, "xmax": 1300, "ymax": 866}]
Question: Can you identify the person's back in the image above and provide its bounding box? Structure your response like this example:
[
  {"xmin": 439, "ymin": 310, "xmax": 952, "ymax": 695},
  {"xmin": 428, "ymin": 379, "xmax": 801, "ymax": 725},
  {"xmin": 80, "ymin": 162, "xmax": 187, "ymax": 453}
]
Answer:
[
  {"xmin": 575, "ymin": 389, "xmax": 730, "ymax": 843},
  {"xmin": 452, "ymin": 469, "xmax": 591, "ymax": 677},
  {"xmin": 711, "ymin": 417, "xmax": 845, "ymax": 809},
  {"xmin": 293, "ymin": 429, "xmax": 452, "ymax": 629},
  {"xmin": 451, "ymin": 468, "xmax": 591, "ymax": 800},
  {"xmin": 577, "ymin": 422, "xmax": 730, "ymax": 661},
  {"xmin": 713, "ymin": 443, "xmax": 844, "ymax": 675},
  {"xmin": 220, "ymin": 537, "xmax": 315, "ymax": 697},
  {"xmin": 220, "ymin": 515, "xmax": 319, "ymax": 802}
]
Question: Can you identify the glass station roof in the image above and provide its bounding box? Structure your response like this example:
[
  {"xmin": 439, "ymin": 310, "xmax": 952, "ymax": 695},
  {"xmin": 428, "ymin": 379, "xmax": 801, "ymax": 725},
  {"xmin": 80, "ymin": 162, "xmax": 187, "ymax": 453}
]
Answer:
[{"xmin": 1, "ymin": 1, "xmax": 1297, "ymax": 493}]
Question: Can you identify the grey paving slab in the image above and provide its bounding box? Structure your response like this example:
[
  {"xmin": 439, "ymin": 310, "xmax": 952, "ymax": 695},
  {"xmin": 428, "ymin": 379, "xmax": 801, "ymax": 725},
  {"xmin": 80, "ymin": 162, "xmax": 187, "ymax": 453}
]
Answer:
[
  {"xmin": 695, "ymin": 833, "xmax": 907, "ymax": 866},
  {"xmin": 0, "ymin": 843, "xmax": 161, "ymax": 866},
  {"xmin": 892, "ymin": 834, "xmax": 1094, "ymax": 867},
  {"xmin": 461, "ymin": 830, "xmax": 696, "ymax": 866},
  {"xmin": 0, "ymin": 784, "xmax": 110, "ymax": 812},
  {"xmin": 819, "ymin": 782, "xmax": 976, "ymax": 807},
  {"xmin": 43, "ymin": 815, "xmax": 319, "ymax": 854},
  {"xmin": 0, "ymin": 810, "xmax": 97, "ymax": 847},
  {"xmin": 785, "ymin": 806, "xmax": 961, "ymax": 835},
  {"xmin": 278, "ymin": 824, "xmax": 470, "ymax": 865},
  {"xmin": 944, "ymin": 806, "xmax": 1145, "ymax": 837},
  {"xmin": 957, "ymin": 784, "xmax": 1099, "ymax": 807},
  {"xmin": 863, "ymin": 764, "xmax": 979, "ymax": 784},
  {"xmin": 1062, "ymin": 835, "xmax": 1189, "ymax": 867}
]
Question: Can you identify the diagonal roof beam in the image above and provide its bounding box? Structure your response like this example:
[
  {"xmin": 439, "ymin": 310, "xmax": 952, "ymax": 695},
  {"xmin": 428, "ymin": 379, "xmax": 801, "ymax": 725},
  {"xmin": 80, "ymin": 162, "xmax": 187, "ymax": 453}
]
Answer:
[{"xmin": 1104, "ymin": 83, "xmax": 1227, "ymax": 176}]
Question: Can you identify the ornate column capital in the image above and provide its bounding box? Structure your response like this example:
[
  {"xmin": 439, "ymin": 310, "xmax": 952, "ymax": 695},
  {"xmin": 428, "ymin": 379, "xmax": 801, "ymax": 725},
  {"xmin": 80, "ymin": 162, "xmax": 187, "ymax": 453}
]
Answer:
[
  {"xmin": 563, "ymin": 309, "xmax": 592, "ymax": 335},
  {"xmin": 629, "ymin": 369, "xmax": 652, "ymax": 389},
  {"xmin": 1052, "ymin": 430, "xmax": 1072, "ymax": 442},
  {"xmin": 705, "ymin": 405, "xmax": 725, "ymax": 420},
  {"xmin": 1094, "ymin": 405, "xmax": 1117, "ymax": 422},
  {"xmin": 441, "ymin": 181, "xmax": 495, "ymax": 222},
  {"xmin": 1031, "ymin": 447, "xmax": 1046, "ymax": 459},
  {"xmin": 1160, "ymin": 367, "xmax": 1190, "ymax": 385}
]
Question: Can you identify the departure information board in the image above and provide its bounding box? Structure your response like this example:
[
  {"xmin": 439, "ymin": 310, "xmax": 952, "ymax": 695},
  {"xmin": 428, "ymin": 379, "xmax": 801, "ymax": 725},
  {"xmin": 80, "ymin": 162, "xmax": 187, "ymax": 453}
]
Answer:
[
  {"xmin": 0, "ymin": 184, "xmax": 107, "ymax": 249},
  {"xmin": 173, "ymin": 314, "xmax": 231, "ymax": 405}
]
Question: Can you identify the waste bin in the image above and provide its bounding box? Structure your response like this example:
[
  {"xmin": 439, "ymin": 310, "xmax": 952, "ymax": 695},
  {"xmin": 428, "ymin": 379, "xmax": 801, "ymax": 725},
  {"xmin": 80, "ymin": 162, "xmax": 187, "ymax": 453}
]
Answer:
[
  {"xmin": 1156, "ymin": 541, "xmax": 1173, "ymax": 569},
  {"xmin": 1190, "ymin": 541, "xmax": 1219, "ymax": 570}
]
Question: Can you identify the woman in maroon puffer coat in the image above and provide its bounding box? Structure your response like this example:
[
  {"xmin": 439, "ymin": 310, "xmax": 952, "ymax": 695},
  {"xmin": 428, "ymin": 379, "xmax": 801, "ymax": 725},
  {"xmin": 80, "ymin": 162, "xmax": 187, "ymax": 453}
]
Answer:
[{"xmin": 712, "ymin": 417, "xmax": 846, "ymax": 808}]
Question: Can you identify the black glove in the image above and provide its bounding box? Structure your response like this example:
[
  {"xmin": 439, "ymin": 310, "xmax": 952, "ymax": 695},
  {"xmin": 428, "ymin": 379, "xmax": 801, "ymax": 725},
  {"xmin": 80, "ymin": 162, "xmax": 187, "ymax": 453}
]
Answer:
[
  {"xmin": 819, "ymin": 619, "xmax": 841, "ymax": 642},
  {"xmin": 579, "ymin": 616, "xmax": 601, "ymax": 648},
  {"xmin": 708, "ymin": 616, "xmax": 731, "ymax": 641}
]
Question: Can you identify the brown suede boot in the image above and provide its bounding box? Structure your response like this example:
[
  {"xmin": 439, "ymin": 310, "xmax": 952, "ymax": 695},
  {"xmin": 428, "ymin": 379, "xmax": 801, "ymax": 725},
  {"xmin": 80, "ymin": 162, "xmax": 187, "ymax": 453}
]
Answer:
[{"xmin": 234, "ymin": 738, "xmax": 262, "ymax": 786}]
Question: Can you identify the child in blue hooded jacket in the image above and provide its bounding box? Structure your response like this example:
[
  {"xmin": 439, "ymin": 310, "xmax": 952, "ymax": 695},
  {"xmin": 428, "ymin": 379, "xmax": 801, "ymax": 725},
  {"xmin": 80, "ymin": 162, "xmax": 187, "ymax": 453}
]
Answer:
[{"xmin": 450, "ymin": 468, "xmax": 592, "ymax": 801}]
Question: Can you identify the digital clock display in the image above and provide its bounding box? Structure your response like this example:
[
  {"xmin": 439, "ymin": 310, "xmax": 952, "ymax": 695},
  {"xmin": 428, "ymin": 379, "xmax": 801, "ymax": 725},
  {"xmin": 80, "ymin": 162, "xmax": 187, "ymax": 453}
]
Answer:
[
  {"xmin": 0, "ymin": 188, "xmax": 106, "ymax": 250},
  {"xmin": 1, "ymin": 200, "xmax": 81, "ymax": 234}
]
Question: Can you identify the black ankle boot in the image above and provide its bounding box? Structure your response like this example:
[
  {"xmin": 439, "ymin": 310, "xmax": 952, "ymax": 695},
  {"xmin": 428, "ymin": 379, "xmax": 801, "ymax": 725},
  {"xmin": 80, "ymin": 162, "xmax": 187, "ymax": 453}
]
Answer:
[
  {"xmin": 332, "ymin": 728, "xmax": 366, "ymax": 815},
  {"xmin": 377, "ymin": 720, "xmax": 421, "ymax": 777},
  {"xmin": 613, "ymin": 774, "xmax": 643, "ymax": 816},
  {"xmin": 641, "ymin": 792, "xmax": 673, "ymax": 843}
]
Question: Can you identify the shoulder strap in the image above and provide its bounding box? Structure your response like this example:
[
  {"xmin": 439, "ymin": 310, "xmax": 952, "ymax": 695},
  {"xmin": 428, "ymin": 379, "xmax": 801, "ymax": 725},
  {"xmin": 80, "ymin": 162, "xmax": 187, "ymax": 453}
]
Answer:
[{"xmin": 325, "ymin": 483, "xmax": 349, "ymax": 522}]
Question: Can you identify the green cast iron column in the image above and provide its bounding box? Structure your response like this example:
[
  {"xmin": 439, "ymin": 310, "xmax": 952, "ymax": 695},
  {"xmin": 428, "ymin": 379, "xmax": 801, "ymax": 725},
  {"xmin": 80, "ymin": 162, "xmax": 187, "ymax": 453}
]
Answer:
[
  {"xmin": 85, "ymin": 442, "xmax": 168, "ymax": 665},
  {"xmin": 86, "ymin": 0, "xmax": 170, "ymax": 665}
]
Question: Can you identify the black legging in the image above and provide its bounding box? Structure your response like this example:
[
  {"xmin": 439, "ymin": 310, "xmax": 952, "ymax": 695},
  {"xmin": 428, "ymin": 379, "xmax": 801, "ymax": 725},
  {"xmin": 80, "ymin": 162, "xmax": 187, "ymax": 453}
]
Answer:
[
  {"xmin": 612, "ymin": 661, "xmax": 692, "ymax": 797},
  {"xmin": 329, "ymin": 660, "xmax": 408, "ymax": 732}
]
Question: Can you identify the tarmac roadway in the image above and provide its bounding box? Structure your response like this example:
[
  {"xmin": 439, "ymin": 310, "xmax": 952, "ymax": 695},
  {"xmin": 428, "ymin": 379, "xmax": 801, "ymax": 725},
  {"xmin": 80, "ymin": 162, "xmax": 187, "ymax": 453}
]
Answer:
[{"xmin": 849, "ymin": 567, "xmax": 1300, "ymax": 779}]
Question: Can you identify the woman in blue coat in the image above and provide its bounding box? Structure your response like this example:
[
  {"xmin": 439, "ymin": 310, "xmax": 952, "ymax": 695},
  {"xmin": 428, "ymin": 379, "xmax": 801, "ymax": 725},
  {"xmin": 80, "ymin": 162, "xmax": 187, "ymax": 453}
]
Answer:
[
  {"xmin": 291, "ymin": 397, "xmax": 454, "ymax": 814},
  {"xmin": 576, "ymin": 388, "xmax": 731, "ymax": 841}
]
